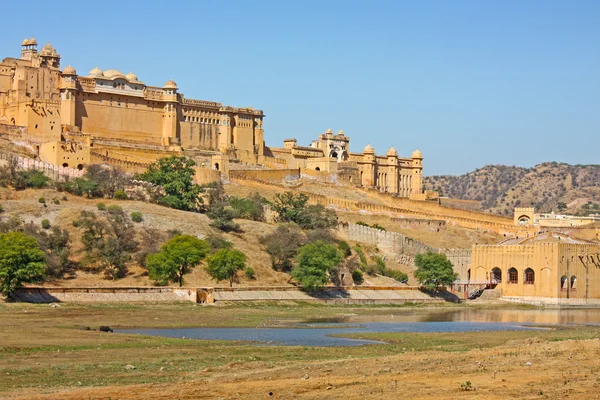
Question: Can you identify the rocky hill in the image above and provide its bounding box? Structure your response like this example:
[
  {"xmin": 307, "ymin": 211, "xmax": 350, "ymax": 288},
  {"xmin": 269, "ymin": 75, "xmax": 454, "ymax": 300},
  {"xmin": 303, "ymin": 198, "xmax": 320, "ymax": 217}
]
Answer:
[{"xmin": 424, "ymin": 162, "xmax": 600, "ymax": 216}]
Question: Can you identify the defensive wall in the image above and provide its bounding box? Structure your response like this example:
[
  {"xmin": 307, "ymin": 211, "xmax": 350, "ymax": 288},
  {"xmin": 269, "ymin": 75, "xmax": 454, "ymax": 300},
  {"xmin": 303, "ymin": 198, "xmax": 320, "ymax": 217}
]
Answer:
[
  {"xmin": 90, "ymin": 151, "xmax": 150, "ymax": 174},
  {"xmin": 0, "ymin": 152, "xmax": 84, "ymax": 179},
  {"xmin": 227, "ymin": 172, "xmax": 532, "ymax": 235},
  {"xmin": 13, "ymin": 287, "xmax": 215, "ymax": 303},
  {"xmin": 391, "ymin": 217, "xmax": 446, "ymax": 231},
  {"xmin": 229, "ymin": 168, "xmax": 300, "ymax": 183},
  {"xmin": 439, "ymin": 197, "xmax": 482, "ymax": 212},
  {"xmin": 339, "ymin": 223, "xmax": 472, "ymax": 279}
]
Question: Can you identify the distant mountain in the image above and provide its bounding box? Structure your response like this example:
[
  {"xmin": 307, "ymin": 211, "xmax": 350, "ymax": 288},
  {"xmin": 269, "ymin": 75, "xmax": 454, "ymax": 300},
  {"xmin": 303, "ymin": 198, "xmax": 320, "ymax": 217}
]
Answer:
[{"xmin": 424, "ymin": 162, "xmax": 600, "ymax": 216}]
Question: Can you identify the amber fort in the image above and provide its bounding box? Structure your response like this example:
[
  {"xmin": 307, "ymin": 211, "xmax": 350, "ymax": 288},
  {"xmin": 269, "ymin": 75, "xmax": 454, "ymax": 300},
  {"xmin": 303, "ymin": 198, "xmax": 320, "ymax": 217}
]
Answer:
[
  {"xmin": 0, "ymin": 38, "xmax": 425, "ymax": 198},
  {"xmin": 2, "ymin": 38, "xmax": 600, "ymax": 305}
]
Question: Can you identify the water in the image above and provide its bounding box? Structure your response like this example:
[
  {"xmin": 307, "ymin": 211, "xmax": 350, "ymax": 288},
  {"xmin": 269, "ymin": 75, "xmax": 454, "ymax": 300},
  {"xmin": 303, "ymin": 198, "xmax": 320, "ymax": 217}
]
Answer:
[{"xmin": 117, "ymin": 309, "xmax": 600, "ymax": 347}]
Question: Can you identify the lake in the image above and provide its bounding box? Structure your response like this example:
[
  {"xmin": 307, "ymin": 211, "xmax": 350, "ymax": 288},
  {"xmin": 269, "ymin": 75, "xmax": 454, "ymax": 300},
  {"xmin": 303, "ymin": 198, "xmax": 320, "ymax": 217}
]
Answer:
[{"xmin": 116, "ymin": 308, "xmax": 600, "ymax": 347}]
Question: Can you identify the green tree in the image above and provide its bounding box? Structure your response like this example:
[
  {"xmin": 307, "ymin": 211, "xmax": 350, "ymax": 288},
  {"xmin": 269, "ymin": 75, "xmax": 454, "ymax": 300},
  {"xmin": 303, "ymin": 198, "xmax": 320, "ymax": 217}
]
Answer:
[
  {"xmin": 229, "ymin": 193, "xmax": 267, "ymax": 221},
  {"xmin": 207, "ymin": 203, "xmax": 240, "ymax": 232},
  {"xmin": 206, "ymin": 248, "xmax": 247, "ymax": 287},
  {"xmin": 136, "ymin": 156, "xmax": 203, "ymax": 211},
  {"xmin": 272, "ymin": 192, "xmax": 337, "ymax": 229},
  {"xmin": 414, "ymin": 251, "xmax": 457, "ymax": 290},
  {"xmin": 292, "ymin": 241, "xmax": 342, "ymax": 291},
  {"xmin": 0, "ymin": 232, "xmax": 46, "ymax": 297},
  {"xmin": 146, "ymin": 235, "xmax": 209, "ymax": 287}
]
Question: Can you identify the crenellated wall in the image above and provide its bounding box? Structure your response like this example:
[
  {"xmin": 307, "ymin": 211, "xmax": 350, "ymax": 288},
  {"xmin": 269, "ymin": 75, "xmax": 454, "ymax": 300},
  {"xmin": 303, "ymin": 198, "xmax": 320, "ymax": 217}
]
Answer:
[{"xmin": 0, "ymin": 152, "xmax": 84, "ymax": 179}]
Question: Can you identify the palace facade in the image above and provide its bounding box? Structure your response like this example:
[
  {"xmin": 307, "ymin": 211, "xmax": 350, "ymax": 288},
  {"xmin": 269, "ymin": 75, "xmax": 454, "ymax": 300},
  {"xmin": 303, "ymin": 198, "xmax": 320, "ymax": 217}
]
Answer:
[{"xmin": 0, "ymin": 38, "xmax": 423, "ymax": 198}]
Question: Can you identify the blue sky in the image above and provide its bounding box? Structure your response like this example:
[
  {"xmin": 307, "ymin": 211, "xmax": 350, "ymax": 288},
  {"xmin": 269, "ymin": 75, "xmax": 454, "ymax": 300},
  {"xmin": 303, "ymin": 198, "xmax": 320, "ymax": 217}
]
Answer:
[{"xmin": 2, "ymin": 0, "xmax": 598, "ymax": 175}]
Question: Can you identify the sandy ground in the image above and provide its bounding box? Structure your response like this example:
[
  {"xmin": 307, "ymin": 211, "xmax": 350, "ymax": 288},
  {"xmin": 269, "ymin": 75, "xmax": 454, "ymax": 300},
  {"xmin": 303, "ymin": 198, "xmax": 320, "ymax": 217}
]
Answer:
[{"xmin": 10, "ymin": 336, "xmax": 600, "ymax": 400}]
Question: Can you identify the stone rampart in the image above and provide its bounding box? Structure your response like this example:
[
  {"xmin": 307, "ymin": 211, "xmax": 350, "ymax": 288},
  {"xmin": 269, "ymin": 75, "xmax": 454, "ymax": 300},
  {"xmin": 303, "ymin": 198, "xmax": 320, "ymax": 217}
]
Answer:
[
  {"xmin": 229, "ymin": 169, "xmax": 300, "ymax": 183},
  {"xmin": 194, "ymin": 167, "xmax": 221, "ymax": 185},
  {"xmin": 0, "ymin": 152, "xmax": 84, "ymax": 179},
  {"xmin": 13, "ymin": 287, "xmax": 215, "ymax": 304},
  {"xmin": 90, "ymin": 151, "xmax": 150, "ymax": 173},
  {"xmin": 340, "ymin": 223, "xmax": 472, "ymax": 278},
  {"xmin": 0, "ymin": 123, "xmax": 27, "ymax": 139},
  {"xmin": 391, "ymin": 217, "xmax": 446, "ymax": 231}
]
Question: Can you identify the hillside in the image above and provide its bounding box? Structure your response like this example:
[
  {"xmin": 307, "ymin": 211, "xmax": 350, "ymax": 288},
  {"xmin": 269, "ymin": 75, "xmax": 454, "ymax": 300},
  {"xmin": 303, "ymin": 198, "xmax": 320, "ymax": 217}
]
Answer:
[
  {"xmin": 0, "ymin": 187, "xmax": 425, "ymax": 288},
  {"xmin": 424, "ymin": 162, "xmax": 600, "ymax": 216}
]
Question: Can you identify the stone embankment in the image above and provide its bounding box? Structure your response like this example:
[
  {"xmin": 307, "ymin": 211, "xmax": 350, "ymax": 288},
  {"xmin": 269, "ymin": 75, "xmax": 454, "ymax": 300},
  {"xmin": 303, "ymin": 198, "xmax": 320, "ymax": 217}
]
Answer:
[{"xmin": 13, "ymin": 286, "xmax": 457, "ymax": 304}]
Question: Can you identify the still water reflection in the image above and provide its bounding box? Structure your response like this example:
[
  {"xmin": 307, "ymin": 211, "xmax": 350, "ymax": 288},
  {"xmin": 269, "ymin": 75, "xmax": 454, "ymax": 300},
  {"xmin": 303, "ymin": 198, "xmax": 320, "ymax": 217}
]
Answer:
[{"xmin": 118, "ymin": 309, "xmax": 600, "ymax": 347}]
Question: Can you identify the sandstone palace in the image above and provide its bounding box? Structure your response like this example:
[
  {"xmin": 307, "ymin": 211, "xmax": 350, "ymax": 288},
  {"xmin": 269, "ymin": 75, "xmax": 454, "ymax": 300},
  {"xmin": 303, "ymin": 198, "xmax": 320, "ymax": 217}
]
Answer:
[{"xmin": 0, "ymin": 38, "xmax": 424, "ymax": 198}]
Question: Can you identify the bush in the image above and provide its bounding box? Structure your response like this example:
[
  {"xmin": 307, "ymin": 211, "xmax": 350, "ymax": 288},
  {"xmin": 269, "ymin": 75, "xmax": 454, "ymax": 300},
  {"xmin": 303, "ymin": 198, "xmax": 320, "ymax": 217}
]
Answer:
[
  {"xmin": 97, "ymin": 202, "xmax": 106, "ymax": 211},
  {"xmin": 244, "ymin": 267, "xmax": 256, "ymax": 280},
  {"xmin": 41, "ymin": 219, "xmax": 51, "ymax": 230},
  {"xmin": 354, "ymin": 245, "xmax": 368, "ymax": 268},
  {"xmin": 107, "ymin": 205, "xmax": 123, "ymax": 213},
  {"xmin": 371, "ymin": 223, "xmax": 386, "ymax": 231},
  {"xmin": 0, "ymin": 204, "xmax": 3, "ymax": 213},
  {"xmin": 338, "ymin": 240, "xmax": 352, "ymax": 258},
  {"xmin": 38, "ymin": 197, "xmax": 46, "ymax": 204},
  {"xmin": 352, "ymin": 269, "xmax": 364, "ymax": 285},
  {"xmin": 205, "ymin": 234, "xmax": 233, "ymax": 253},
  {"xmin": 52, "ymin": 198, "xmax": 60, "ymax": 205},
  {"xmin": 113, "ymin": 190, "xmax": 128, "ymax": 200},
  {"xmin": 130, "ymin": 211, "xmax": 143, "ymax": 223},
  {"xmin": 356, "ymin": 221, "xmax": 369, "ymax": 227}
]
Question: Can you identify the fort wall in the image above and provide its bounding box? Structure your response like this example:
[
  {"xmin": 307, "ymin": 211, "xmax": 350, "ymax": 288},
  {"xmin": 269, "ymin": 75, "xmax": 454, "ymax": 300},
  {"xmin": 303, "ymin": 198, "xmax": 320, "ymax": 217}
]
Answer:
[
  {"xmin": 0, "ymin": 152, "xmax": 84, "ymax": 179},
  {"xmin": 13, "ymin": 287, "xmax": 215, "ymax": 303}
]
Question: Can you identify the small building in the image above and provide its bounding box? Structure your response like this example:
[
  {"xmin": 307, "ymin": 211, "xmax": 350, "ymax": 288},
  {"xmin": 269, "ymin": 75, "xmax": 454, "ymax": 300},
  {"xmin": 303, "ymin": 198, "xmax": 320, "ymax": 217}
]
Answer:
[{"xmin": 470, "ymin": 233, "xmax": 600, "ymax": 304}]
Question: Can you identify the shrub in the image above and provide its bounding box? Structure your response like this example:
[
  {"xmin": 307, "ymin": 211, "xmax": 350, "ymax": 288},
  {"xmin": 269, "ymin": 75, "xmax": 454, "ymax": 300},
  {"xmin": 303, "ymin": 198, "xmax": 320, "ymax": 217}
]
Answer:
[
  {"xmin": 352, "ymin": 269, "xmax": 364, "ymax": 285},
  {"xmin": 244, "ymin": 266, "xmax": 256, "ymax": 280},
  {"xmin": 38, "ymin": 197, "xmax": 46, "ymax": 204},
  {"xmin": 52, "ymin": 198, "xmax": 60, "ymax": 205},
  {"xmin": 338, "ymin": 240, "xmax": 352, "ymax": 258},
  {"xmin": 97, "ymin": 202, "xmax": 106, "ymax": 211},
  {"xmin": 130, "ymin": 211, "xmax": 143, "ymax": 223},
  {"xmin": 356, "ymin": 221, "xmax": 369, "ymax": 227},
  {"xmin": 113, "ymin": 190, "xmax": 128, "ymax": 200},
  {"xmin": 205, "ymin": 234, "xmax": 233, "ymax": 252},
  {"xmin": 354, "ymin": 245, "xmax": 368, "ymax": 268},
  {"xmin": 0, "ymin": 204, "xmax": 3, "ymax": 213},
  {"xmin": 371, "ymin": 223, "xmax": 386, "ymax": 231},
  {"xmin": 107, "ymin": 205, "xmax": 123, "ymax": 213},
  {"xmin": 41, "ymin": 219, "xmax": 51, "ymax": 230}
]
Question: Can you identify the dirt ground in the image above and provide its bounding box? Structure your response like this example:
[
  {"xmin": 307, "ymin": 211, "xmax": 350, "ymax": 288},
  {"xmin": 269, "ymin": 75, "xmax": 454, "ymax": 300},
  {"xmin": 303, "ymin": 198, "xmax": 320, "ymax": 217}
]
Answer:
[{"xmin": 1, "ymin": 302, "xmax": 600, "ymax": 400}]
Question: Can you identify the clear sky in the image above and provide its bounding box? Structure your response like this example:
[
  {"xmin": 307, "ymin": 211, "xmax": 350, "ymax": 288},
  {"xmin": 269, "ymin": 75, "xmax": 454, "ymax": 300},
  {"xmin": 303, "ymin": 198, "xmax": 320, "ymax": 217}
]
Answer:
[{"xmin": 2, "ymin": 0, "xmax": 598, "ymax": 175}]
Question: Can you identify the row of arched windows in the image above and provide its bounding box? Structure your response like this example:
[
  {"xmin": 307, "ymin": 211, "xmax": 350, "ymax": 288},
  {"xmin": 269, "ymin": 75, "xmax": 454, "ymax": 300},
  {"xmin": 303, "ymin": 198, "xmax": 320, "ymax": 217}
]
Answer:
[
  {"xmin": 493, "ymin": 267, "xmax": 535, "ymax": 284},
  {"xmin": 560, "ymin": 275, "xmax": 577, "ymax": 291}
]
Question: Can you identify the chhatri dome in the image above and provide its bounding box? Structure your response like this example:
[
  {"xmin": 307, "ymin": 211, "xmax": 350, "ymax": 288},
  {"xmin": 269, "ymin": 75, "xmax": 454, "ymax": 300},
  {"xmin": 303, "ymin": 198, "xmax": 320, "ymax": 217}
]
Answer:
[
  {"xmin": 412, "ymin": 149, "xmax": 423, "ymax": 158},
  {"xmin": 62, "ymin": 65, "xmax": 76, "ymax": 75},
  {"xmin": 89, "ymin": 67, "xmax": 103, "ymax": 77},
  {"xmin": 164, "ymin": 79, "xmax": 178, "ymax": 89},
  {"xmin": 337, "ymin": 130, "xmax": 344, "ymax": 136},
  {"xmin": 103, "ymin": 69, "xmax": 126, "ymax": 79},
  {"xmin": 325, "ymin": 128, "xmax": 333, "ymax": 134},
  {"xmin": 363, "ymin": 144, "xmax": 375, "ymax": 153},
  {"xmin": 126, "ymin": 72, "xmax": 139, "ymax": 82},
  {"xmin": 28, "ymin": 37, "xmax": 38, "ymax": 46},
  {"xmin": 21, "ymin": 38, "xmax": 29, "ymax": 46},
  {"xmin": 40, "ymin": 43, "xmax": 57, "ymax": 56},
  {"xmin": 386, "ymin": 146, "xmax": 398, "ymax": 156}
]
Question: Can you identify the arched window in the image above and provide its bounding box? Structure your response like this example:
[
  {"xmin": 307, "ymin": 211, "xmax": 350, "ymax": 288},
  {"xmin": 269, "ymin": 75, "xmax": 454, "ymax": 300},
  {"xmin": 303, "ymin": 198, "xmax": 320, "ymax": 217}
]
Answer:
[
  {"xmin": 508, "ymin": 268, "xmax": 518, "ymax": 284},
  {"xmin": 524, "ymin": 268, "xmax": 534, "ymax": 284},
  {"xmin": 62, "ymin": 163, "xmax": 69, "ymax": 168},
  {"xmin": 491, "ymin": 267, "xmax": 502, "ymax": 283},
  {"xmin": 76, "ymin": 164, "xmax": 84, "ymax": 171},
  {"xmin": 315, "ymin": 167, "xmax": 320, "ymax": 171},
  {"xmin": 560, "ymin": 275, "xmax": 568, "ymax": 291},
  {"xmin": 571, "ymin": 276, "xmax": 577, "ymax": 291},
  {"xmin": 213, "ymin": 163, "xmax": 219, "ymax": 171}
]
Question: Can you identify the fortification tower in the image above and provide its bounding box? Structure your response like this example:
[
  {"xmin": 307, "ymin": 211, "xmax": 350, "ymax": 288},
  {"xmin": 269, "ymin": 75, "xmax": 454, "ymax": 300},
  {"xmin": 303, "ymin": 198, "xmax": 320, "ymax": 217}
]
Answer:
[
  {"xmin": 39, "ymin": 43, "xmax": 60, "ymax": 68},
  {"xmin": 514, "ymin": 207, "xmax": 535, "ymax": 226},
  {"xmin": 59, "ymin": 66, "xmax": 77, "ymax": 127},
  {"xmin": 411, "ymin": 149, "xmax": 423, "ymax": 197},
  {"xmin": 20, "ymin": 38, "xmax": 37, "ymax": 60},
  {"xmin": 386, "ymin": 146, "xmax": 399, "ymax": 193},
  {"xmin": 161, "ymin": 80, "xmax": 178, "ymax": 146},
  {"xmin": 362, "ymin": 144, "xmax": 376, "ymax": 187}
]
